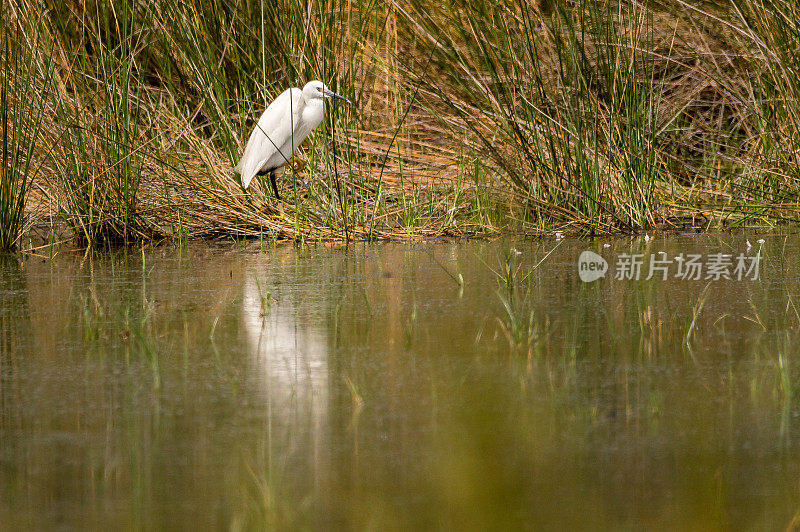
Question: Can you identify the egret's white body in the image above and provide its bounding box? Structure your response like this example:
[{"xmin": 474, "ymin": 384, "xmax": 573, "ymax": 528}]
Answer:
[{"xmin": 235, "ymin": 80, "xmax": 349, "ymax": 197}]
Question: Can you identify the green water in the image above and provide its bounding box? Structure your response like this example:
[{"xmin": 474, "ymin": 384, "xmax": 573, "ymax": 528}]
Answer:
[{"xmin": 1, "ymin": 236, "xmax": 799, "ymax": 529}]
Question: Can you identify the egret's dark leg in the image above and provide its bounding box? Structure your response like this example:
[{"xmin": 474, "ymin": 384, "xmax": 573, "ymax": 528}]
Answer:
[
  {"xmin": 269, "ymin": 170, "xmax": 280, "ymax": 200},
  {"xmin": 255, "ymin": 168, "xmax": 281, "ymax": 200}
]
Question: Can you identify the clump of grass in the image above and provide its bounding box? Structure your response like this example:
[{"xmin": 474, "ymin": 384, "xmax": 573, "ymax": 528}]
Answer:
[
  {"xmin": 397, "ymin": 0, "xmax": 800, "ymax": 233},
  {"xmin": 732, "ymin": 0, "xmax": 800, "ymax": 213},
  {"xmin": 0, "ymin": 3, "xmax": 54, "ymax": 250},
  {"xmin": 47, "ymin": 2, "xmax": 155, "ymax": 244}
]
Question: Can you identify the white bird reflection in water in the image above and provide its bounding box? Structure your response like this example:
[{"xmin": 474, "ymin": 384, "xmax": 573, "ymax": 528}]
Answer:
[{"xmin": 241, "ymin": 273, "xmax": 329, "ymax": 433}]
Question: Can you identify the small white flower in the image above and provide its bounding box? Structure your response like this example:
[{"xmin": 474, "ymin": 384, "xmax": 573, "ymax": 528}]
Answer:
[
  {"xmin": 757, "ymin": 238, "xmax": 765, "ymax": 244},
  {"xmin": 603, "ymin": 243, "xmax": 611, "ymax": 248},
  {"xmin": 512, "ymin": 248, "xmax": 522, "ymax": 256},
  {"xmin": 555, "ymin": 231, "xmax": 564, "ymax": 240},
  {"xmin": 644, "ymin": 234, "xmax": 651, "ymax": 242},
  {"xmin": 746, "ymin": 239, "xmax": 752, "ymax": 250}
]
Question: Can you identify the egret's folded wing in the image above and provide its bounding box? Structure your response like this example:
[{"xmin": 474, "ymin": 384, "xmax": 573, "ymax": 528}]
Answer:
[{"xmin": 236, "ymin": 88, "xmax": 301, "ymax": 189}]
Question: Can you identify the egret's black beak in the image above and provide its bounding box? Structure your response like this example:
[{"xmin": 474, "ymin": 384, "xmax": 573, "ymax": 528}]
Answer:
[{"xmin": 324, "ymin": 89, "xmax": 352, "ymax": 104}]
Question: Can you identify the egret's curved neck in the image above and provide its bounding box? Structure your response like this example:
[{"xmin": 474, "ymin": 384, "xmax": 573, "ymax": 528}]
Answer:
[
  {"xmin": 301, "ymin": 96, "xmax": 324, "ymax": 116},
  {"xmin": 303, "ymin": 95, "xmax": 322, "ymax": 108}
]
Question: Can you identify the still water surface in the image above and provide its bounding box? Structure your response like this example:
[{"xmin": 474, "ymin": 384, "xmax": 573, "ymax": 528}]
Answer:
[{"xmin": 1, "ymin": 236, "xmax": 799, "ymax": 528}]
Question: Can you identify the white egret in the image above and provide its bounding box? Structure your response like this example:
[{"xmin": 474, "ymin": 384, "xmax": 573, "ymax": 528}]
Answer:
[{"xmin": 235, "ymin": 80, "xmax": 350, "ymax": 199}]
